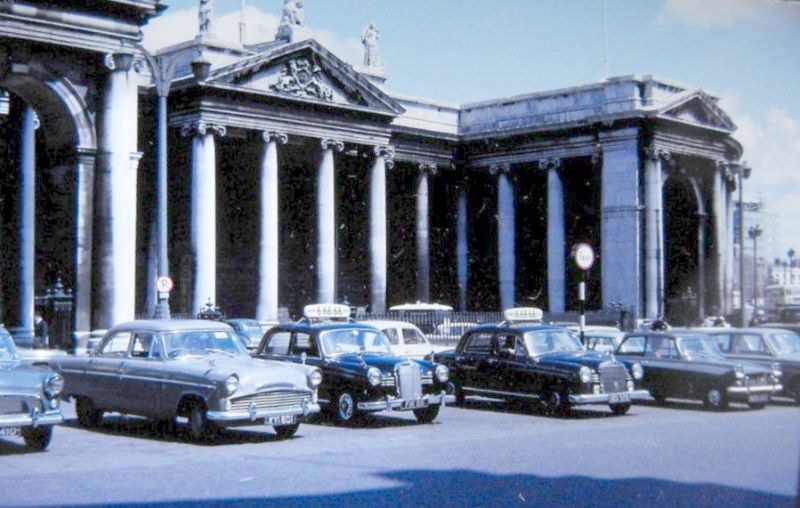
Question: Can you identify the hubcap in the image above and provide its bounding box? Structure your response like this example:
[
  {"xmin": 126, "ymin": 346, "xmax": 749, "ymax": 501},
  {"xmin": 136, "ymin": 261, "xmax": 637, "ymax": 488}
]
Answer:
[
  {"xmin": 707, "ymin": 389, "xmax": 721, "ymax": 406},
  {"xmin": 338, "ymin": 393, "xmax": 354, "ymax": 420}
]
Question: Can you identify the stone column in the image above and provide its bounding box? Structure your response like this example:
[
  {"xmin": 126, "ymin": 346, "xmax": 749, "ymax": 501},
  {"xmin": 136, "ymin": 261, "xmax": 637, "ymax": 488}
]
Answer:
[
  {"xmin": 93, "ymin": 50, "xmax": 140, "ymax": 329},
  {"xmin": 73, "ymin": 148, "xmax": 96, "ymax": 335},
  {"xmin": 19, "ymin": 105, "xmax": 38, "ymax": 340},
  {"xmin": 317, "ymin": 139, "xmax": 343, "ymax": 303},
  {"xmin": 416, "ymin": 163, "xmax": 436, "ymax": 302},
  {"xmin": 181, "ymin": 121, "xmax": 226, "ymax": 314},
  {"xmin": 257, "ymin": 131, "xmax": 287, "ymax": 321},
  {"xmin": 493, "ymin": 164, "xmax": 516, "ymax": 310},
  {"xmin": 369, "ymin": 145, "xmax": 394, "ymax": 314},
  {"xmin": 644, "ymin": 146, "xmax": 670, "ymax": 320},
  {"xmin": 712, "ymin": 161, "xmax": 727, "ymax": 315},
  {"xmin": 543, "ymin": 158, "xmax": 565, "ymax": 314},
  {"xmin": 725, "ymin": 169, "xmax": 736, "ymax": 315},
  {"xmin": 456, "ymin": 182, "xmax": 469, "ymax": 311}
]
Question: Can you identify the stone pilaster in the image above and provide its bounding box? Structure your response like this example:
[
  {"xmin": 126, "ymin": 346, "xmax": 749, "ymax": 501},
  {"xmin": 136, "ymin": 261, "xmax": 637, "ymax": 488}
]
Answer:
[
  {"xmin": 369, "ymin": 145, "xmax": 394, "ymax": 314},
  {"xmin": 643, "ymin": 145, "xmax": 670, "ymax": 320},
  {"xmin": 542, "ymin": 157, "xmax": 565, "ymax": 314},
  {"xmin": 257, "ymin": 131, "xmax": 288, "ymax": 321},
  {"xmin": 712, "ymin": 160, "xmax": 728, "ymax": 315},
  {"xmin": 73, "ymin": 147, "xmax": 96, "ymax": 335},
  {"xmin": 317, "ymin": 139, "xmax": 343, "ymax": 303},
  {"xmin": 18, "ymin": 104, "xmax": 38, "ymax": 341},
  {"xmin": 456, "ymin": 181, "xmax": 469, "ymax": 311},
  {"xmin": 416, "ymin": 163, "xmax": 437, "ymax": 302},
  {"xmin": 181, "ymin": 120, "xmax": 226, "ymax": 314},
  {"xmin": 492, "ymin": 163, "xmax": 515, "ymax": 311}
]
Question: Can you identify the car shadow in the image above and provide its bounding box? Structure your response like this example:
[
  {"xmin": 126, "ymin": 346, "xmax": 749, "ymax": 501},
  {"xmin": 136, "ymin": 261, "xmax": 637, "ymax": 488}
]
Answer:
[
  {"xmin": 305, "ymin": 411, "xmax": 426, "ymax": 429},
  {"xmin": 456, "ymin": 397, "xmax": 628, "ymax": 420},
  {"xmin": 0, "ymin": 437, "xmax": 43, "ymax": 455},
  {"xmin": 640, "ymin": 399, "xmax": 757, "ymax": 413},
  {"xmin": 61, "ymin": 416, "xmax": 299, "ymax": 446}
]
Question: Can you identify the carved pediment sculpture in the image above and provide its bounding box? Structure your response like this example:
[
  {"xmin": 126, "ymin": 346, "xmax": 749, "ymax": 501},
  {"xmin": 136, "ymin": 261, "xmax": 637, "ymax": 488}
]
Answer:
[{"xmin": 269, "ymin": 57, "xmax": 333, "ymax": 102}]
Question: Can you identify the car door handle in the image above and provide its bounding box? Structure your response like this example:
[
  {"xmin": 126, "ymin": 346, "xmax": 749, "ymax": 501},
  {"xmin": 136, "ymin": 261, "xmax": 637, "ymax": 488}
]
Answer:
[{"xmin": 487, "ymin": 359, "xmax": 498, "ymax": 365}]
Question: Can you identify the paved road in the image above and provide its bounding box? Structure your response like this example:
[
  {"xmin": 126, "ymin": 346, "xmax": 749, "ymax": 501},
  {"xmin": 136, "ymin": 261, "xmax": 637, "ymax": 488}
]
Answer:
[{"xmin": 1, "ymin": 398, "xmax": 798, "ymax": 507}]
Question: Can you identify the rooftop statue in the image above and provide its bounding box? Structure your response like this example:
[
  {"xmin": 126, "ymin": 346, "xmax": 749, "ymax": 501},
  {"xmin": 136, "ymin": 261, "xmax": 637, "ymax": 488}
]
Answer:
[
  {"xmin": 198, "ymin": 0, "xmax": 213, "ymax": 35},
  {"xmin": 281, "ymin": 0, "xmax": 305, "ymax": 27},
  {"xmin": 362, "ymin": 23, "xmax": 381, "ymax": 68}
]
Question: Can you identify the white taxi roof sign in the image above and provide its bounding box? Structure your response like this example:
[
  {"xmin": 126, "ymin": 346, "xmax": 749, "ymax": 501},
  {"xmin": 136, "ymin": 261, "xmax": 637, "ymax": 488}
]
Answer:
[
  {"xmin": 303, "ymin": 304, "xmax": 351, "ymax": 320},
  {"xmin": 504, "ymin": 307, "xmax": 544, "ymax": 323}
]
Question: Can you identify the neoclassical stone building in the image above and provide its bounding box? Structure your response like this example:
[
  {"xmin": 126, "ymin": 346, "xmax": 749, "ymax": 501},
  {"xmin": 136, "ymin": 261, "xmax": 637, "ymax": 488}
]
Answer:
[{"xmin": 0, "ymin": 1, "xmax": 744, "ymax": 342}]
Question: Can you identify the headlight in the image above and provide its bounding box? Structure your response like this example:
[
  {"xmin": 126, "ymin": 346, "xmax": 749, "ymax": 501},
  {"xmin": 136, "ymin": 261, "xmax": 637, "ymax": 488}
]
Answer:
[
  {"xmin": 435, "ymin": 364, "xmax": 449, "ymax": 383},
  {"xmin": 44, "ymin": 374, "xmax": 64, "ymax": 399},
  {"xmin": 308, "ymin": 369, "xmax": 323, "ymax": 388},
  {"xmin": 771, "ymin": 362, "xmax": 783, "ymax": 378},
  {"xmin": 631, "ymin": 362, "xmax": 644, "ymax": 381},
  {"xmin": 579, "ymin": 366, "xmax": 593, "ymax": 384},
  {"xmin": 367, "ymin": 367, "xmax": 382, "ymax": 387},
  {"xmin": 734, "ymin": 367, "xmax": 745, "ymax": 380},
  {"xmin": 224, "ymin": 375, "xmax": 239, "ymax": 396}
]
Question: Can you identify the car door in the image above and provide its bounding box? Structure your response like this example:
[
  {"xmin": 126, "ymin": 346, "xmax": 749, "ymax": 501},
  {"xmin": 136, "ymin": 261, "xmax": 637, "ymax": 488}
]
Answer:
[
  {"xmin": 727, "ymin": 333, "xmax": 774, "ymax": 366},
  {"xmin": 495, "ymin": 333, "xmax": 532, "ymax": 397},
  {"xmin": 259, "ymin": 328, "xmax": 293, "ymax": 362},
  {"xmin": 119, "ymin": 332, "xmax": 164, "ymax": 417},
  {"xmin": 455, "ymin": 331, "xmax": 495, "ymax": 392},
  {"xmin": 90, "ymin": 331, "xmax": 133, "ymax": 410},
  {"xmin": 643, "ymin": 336, "xmax": 685, "ymax": 397}
]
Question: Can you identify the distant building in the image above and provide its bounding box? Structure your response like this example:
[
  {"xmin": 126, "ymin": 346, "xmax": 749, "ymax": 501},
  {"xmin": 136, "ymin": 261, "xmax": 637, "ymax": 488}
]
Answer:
[{"xmin": 733, "ymin": 200, "xmax": 779, "ymax": 307}]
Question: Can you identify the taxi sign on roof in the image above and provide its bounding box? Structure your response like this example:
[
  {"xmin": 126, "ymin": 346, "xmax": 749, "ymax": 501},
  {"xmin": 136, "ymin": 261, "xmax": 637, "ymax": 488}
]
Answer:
[
  {"xmin": 304, "ymin": 304, "xmax": 351, "ymax": 321},
  {"xmin": 504, "ymin": 307, "xmax": 544, "ymax": 323}
]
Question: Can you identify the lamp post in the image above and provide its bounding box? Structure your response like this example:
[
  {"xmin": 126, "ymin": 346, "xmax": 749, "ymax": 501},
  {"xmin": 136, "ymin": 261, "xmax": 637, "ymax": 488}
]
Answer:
[
  {"xmin": 137, "ymin": 45, "xmax": 176, "ymax": 318},
  {"xmin": 732, "ymin": 162, "xmax": 751, "ymax": 326},
  {"xmin": 749, "ymin": 224, "xmax": 763, "ymax": 321}
]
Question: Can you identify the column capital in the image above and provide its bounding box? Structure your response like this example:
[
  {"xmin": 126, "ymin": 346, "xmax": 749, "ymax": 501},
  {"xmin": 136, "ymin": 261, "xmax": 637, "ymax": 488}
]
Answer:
[
  {"xmin": 105, "ymin": 48, "xmax": 136, "ymax": 72},
  {"xmin": 374, "ymin": 145, "xmax": 395, "ymax": 169},
  {"xmin": 643, "ymin": 145, "xmax": 671, "ymax": 163},
  {"xmin": 262, "ymin": 131, "xmax": 288, "ymax": 145},
  {"xmin": 538, "ymin": 157, "xmax": 561, "ymax": 171},
  {"xmin": 489, "ymin": 163, "xmax": 511, "ymax": 176},
  {"xmin": 180, "ymin": 120, "xmax": 226, "ymax": 138},
  {"xmin": 320, "ymin": 138, "xmax": 344, "ymax": 152},
  {"xmin": 418, "ymin": 162, "xmax": 438, "ymax": 176}
]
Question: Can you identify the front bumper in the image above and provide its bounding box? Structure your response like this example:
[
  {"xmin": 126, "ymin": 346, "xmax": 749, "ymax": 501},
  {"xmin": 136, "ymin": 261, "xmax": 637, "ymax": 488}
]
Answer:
[
  {"xmin": 207, "ymin": 402, "xmax": 321, "ymax": 424},
  {"xmin": 727, "ymin": 383, "xmax": 782, "ymax": 401},
  {"xmin": 358, "ymin": 391, "xmax": 455, "ymax": 412},
  {"xmin": 0, "ymin": 408, "xmax": 64, "ymax": 429},
  {"xmin": 569, "ymin": 389, "xmax": 651, "ymax": 405}
]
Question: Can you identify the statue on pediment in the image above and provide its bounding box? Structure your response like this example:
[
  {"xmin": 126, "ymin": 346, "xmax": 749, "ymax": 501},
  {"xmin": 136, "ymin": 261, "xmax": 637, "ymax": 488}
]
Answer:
[
  {"xmin": 281, "ymin": 0, "xmax": 305, "ymax": 27},
  {"xmin": 198, "ymin": 0, "xmax": 213, "ymax": 35},
  {"xmin": 362, "ymin": 23, "xmax": 381, "ymax": 68}
]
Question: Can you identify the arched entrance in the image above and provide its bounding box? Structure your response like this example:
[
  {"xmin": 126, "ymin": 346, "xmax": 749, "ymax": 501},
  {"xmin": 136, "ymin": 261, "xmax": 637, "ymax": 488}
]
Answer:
[{"xmin": 663, "ymin": 171, "xmax": 706, "ymax": 325}]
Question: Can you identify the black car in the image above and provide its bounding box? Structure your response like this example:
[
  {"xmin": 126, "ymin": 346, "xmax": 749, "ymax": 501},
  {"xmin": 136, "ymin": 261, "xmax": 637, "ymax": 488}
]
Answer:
[
  {"xmin": 703, "ymin": 327, "xmax": 799, "ymax": 403},
  {"xmin": 614, "ymin": 330, "xmax": 782, "ymax": 409},
  {"xmin": 433, "ymin": 308, "xmax": 649, "ymax": 416},
  {"xmin": 254, "ymin": 304, "xmax": 453, "ymax": 425}
]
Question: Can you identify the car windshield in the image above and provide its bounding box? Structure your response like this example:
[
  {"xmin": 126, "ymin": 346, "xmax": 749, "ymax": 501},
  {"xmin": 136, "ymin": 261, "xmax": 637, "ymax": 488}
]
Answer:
[
  {"xmin": 320, "ymin": 328, "xmax": 392, "ymax": 356},
  {"xmin": 767, "ymin": 332, "xmax": 800, "ymax": 354},
  {"xmin": 523, "ymin": 330, "xmax": 584, "ymax": 355},
  {"xmin": 675, "ymin": 335, "xmax": 723, "ymax": 357},
  {"xmin": 0, "ymin": 334, "xmax": 18, "ymax": 360},
  {"xmin": 163, "ymin": 330, "xmax": 248, "ymax": 359}
]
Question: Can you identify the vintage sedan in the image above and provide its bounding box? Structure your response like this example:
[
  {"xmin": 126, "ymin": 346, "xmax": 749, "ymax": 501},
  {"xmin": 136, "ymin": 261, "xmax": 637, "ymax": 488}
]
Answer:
[
  {"xmin": 255, "ymin": 304, "xmax": 453, "ymax": 425},
  {"xmin": 362, "ymin": 320, "xmax": 448, "ymax": 360},
  {"xmin": 704, "ymin": 327, "xmax": 800, "ymax": 403},
  {"xmin": 226, "ymin": 318, "xmax": 268, "ymax": 350},
  {"xmin": 52, "ymin": 320, "xmax": 321, "ymax": 440},
  {"xmin": 579, "ymin": 326, "xmax": 625, "ymax": 353},
  {"xmin": 0, "ymin": 325, "xmax": 64, "ymax": 450},
  {"xmin": 434, "ymin": 308, "xmax": 650, "ymax": 416},
  {"xmin": 614, "ymin": 330, "xmax": 782, "ymax": 409}
]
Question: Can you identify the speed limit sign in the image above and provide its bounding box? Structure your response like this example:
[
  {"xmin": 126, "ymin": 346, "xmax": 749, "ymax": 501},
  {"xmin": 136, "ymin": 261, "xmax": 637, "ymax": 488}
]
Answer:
[
  {"xmin": 156, "ymin": 276, "xmax": 174, "ymax": 293},
  {"xmin": 573, "ymin": 243, "xmax": 595, "ymax": 271}
]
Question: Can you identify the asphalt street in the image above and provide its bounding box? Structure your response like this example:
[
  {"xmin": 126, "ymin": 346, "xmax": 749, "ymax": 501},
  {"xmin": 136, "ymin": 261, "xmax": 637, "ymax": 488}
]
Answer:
[{"xmin": 0, "ymin": 398, "xmax": 798, "ymax": 507}]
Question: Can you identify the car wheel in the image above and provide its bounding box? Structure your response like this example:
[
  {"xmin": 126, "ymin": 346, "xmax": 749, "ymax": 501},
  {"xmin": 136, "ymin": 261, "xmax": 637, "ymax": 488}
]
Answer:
[
  {"xmin": 651, "ymin": 389, "xmax": 667, "ymax": 405},
  {"xmin": 610, "ymin": 403, "xmax": 631, "ymax": 415},
  {"xmin": 274, "ymin": 423, "xmax": 300, "ymax": 439},
  {"xmin": 413, "ymin": 405, "xmax": 440, "ymax": 423},
  {"xmin": 333, "ymin": 392, "xmax": 357, "ymax": 425},
  {"xmin": 187, "ymin": 401, "xmax": 212, "ymax": 440},
  {"xmin": 747, "ymin": 401, "xmax": 766, "ymax": 410},
  {"xmin": 21, "ymin": 426, "xmax": 52, "ymax": 451},
  {"xmin": 545, "ymin": 390, "xmax": 570, "ymax": 417},
  {"xmin": 704, "ymin": 388, "xmax": 729, "ymax": 411},
  {"xmin": 75, "ymin": 397, "xmax": 103, "ymax": 428}
]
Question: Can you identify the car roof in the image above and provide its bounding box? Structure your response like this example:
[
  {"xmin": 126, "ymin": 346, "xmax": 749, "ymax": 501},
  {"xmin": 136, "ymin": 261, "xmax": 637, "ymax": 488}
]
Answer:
[
  {"xmin": 279, "ymin": 321, "xmax": 380, "ymax": 333},
  {"xmin": 108, "ymin": 319, "xmax": 233, "ymax": 333},
  {"xmin": 361, "ymin": 320, "xmax": 422, "ymax": 330},
  {"xmin": 471, "ymin": 323, "xmax": 564, "ymax": 333}
]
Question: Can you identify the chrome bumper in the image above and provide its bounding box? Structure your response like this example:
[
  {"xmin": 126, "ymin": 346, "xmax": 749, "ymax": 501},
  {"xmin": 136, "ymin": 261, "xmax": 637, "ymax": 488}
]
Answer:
[
  {"xmin": 357, "ymin": 391, "xmax": 454, "ymax": 412},
  {"xmin": 206, "ymin": 402, "xmax": 320, "ymax": 423},
  {"xmin": 0, "ymin": 409, "xmax": 64, "ymax": 429},
  {"xmin": 727, "ymin": 384, "xmax": 782, "ymax": 398},
  {"xmin": 569, "ymin": 389, "xmax": 651, "ymax": 405}
]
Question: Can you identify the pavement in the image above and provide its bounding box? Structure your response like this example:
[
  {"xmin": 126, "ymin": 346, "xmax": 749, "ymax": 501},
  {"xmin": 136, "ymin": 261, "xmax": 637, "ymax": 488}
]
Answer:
[{"xmin": 0, "ymin": 397, "xmax": 798, "ymax": 507}]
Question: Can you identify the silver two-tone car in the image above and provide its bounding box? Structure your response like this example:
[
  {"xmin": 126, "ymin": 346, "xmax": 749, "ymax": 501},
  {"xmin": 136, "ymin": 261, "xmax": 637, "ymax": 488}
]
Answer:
[
  {"xmin": 52, "ymin": 320, "xmax": 321, "ymax": 440},
  {"xmin": 0, "ymin": 325, "xmax": 64, "ymax": 450}
]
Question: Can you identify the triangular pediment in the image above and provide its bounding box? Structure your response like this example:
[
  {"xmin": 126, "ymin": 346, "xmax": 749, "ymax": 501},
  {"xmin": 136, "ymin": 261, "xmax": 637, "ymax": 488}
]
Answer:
[
  {"xmin": 207, "ymin": 39, "xmax": 404, "ymax": 116},
  {"xmin": 658, "ymin": 90, "xmax": 736, "ymax": 131}
]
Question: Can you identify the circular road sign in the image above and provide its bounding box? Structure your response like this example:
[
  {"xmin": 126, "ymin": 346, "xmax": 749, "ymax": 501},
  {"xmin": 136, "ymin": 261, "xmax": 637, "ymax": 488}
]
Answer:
[
  {"xmin": 156, "ymin": 276, "xmax": 174, "ymax": 293},
  {"xmin": 573, "ymin": 243, "xmax": 595, "ymax": 271}
]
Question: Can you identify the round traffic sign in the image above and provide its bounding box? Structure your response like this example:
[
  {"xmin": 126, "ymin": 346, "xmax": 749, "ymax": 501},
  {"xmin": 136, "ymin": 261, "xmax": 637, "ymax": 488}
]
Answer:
[
  {"xmin": 573, "ymin": 243, "xmax": 595, "ymax": 271},
  {"xmin": 156, "ymin": 276, "xmax": 174, "ymax": 293}
]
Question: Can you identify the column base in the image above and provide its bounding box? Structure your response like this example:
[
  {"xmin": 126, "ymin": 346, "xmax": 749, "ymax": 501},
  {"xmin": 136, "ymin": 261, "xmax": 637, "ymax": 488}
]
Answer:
[{"xmin": 153, "ymin": 300, "xmax": 171, "ymax": 320}]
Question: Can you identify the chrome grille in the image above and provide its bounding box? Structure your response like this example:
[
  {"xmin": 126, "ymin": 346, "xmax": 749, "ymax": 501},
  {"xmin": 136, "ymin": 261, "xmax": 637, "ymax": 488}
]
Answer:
[
  {"xmin": 230, "ymin": 390, "xmax": 309, "ymax": 413},
  {"xmin": 0, "ymin": 398, "xmax": 23, "ymax": 416},
  {"xmin": 599, "ymin": 363, "xmax": 628, "ymax": 394},
  {"xmin": 381, "ymin": 373, "xmax": 396, "ymax": 387},
  {"xmin": 421, "ymin": 373, "xmax": 434, "ymax": 385},
  {"xmin": 396, "ymin": 362, "xmax": 422, "ymax": 400},
  {"xmin": 746, "ymin": 374, "xmax": 770, "ymax": 387}
]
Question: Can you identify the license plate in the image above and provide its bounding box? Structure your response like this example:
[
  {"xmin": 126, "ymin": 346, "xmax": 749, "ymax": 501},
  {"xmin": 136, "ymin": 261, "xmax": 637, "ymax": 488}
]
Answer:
[
  {"xmin": 749, "ymin": 394, "xmax": 769, "ymax": 403},
  {"xmin": 609, "ymin": 392, "xmax": 631, "ymax": 404},
  {"xmin": 0, "ymin": 427, "xmax": 20, "ymax": 437},
  {"xmin": 401, "ymin": 399, "xmax": 427, "ymax": 410},
  {"xmin": 267, "ymin": 415, "xmax": 296, "ymax": 426}
]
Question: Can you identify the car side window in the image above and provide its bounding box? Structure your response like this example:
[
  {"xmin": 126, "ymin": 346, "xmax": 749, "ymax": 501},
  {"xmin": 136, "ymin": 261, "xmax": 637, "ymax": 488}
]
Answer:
[
  {"xmin": 712, "ymin": 334, "xmax": 732, "ymax": 353},
  {"xmin": 402, "ymin": 328, "xmax": 425, "ymax": 345},
  {"xmin": 265, "ymin": 331, "xmax": 291, "ymax": 355},
  {"xmin": 463, "ymin": 332, "xmax": 493, "ymax": 354},
  {"xmin": 383, "ymin": 328, "xmax": 400, "ymax": 345},
  {"xmin": 131, "ymin": 333, "xmax": 158, "ymax": 359},
  {"xmin": 292, "ymin": 332, "xmax": 319, "ymax": 358},
  {"xmin": 618, "ymin": 336, "xmax": 645, "ymax": 355},
  {"xmin": 100, "ymin": 332, "xmax": 132, "ymax": 357},
  {"xmin": 732, "ymin": 334, "xmax": 768, "ymax": 355},
  {"xmin": 646, "ymin": 337, "xmax": 679, "ymax": 359}
]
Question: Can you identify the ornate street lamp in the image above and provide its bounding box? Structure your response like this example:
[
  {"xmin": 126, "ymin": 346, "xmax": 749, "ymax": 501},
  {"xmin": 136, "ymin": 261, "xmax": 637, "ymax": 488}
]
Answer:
[
  {"xmin": 731, "ymin": 162, "xmax": 751, "ymax": 326},
  {"xmin": 749, "ymin": 224, "xmax": 763, "ymax": 320}
]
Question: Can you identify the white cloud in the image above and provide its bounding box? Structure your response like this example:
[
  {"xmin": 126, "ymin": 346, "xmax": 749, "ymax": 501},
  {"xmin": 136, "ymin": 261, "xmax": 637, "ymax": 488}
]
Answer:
[
  {"xmin": 142, "ymin": 5, "xmax": 362, "ymax": 65},
  {"xmin": 658, "ymin": 0, "xmax": 797, "ymax": 27}
]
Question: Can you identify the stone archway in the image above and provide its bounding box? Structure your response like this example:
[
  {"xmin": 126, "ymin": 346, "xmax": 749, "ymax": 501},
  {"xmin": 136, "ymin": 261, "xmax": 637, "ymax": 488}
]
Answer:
[{"xmin": 663, "ymin": 172, "xmax": 706, "ymax": 325}]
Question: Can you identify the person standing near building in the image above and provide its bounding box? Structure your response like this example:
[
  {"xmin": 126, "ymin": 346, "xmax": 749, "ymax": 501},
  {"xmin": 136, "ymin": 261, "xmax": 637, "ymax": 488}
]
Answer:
[{"xmin": 34, "ymin": 312, "xmax": 49, "ymax": 349}]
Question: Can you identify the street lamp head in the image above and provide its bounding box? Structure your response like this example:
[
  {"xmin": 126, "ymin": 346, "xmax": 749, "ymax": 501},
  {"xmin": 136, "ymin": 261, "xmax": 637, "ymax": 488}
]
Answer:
[
  {"xmin": 748, "ymin": 224, "xmax": 763, "ymax": 239},
  {"xmin": 742, "ymin": 164, "xmax": 752, "ymax": 179}
]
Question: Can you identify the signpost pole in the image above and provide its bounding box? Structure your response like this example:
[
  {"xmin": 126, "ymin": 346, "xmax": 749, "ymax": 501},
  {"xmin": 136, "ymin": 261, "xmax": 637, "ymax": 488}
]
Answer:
[{"xmin": 572, "ymin": 243, "xmax": 595, "ymax": 346}]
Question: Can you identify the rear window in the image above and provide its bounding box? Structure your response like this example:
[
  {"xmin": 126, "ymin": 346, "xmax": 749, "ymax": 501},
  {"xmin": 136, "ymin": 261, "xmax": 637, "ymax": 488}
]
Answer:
[{"xmin": 618, "ymin": 336, "xmax": 645, "ymax": 355}]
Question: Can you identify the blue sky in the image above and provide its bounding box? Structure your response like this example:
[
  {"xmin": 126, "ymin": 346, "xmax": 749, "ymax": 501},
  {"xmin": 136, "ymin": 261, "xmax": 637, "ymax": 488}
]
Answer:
[{"xmin": 146, "ymin": 0, "xmax": 800, "ymax": 260}]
